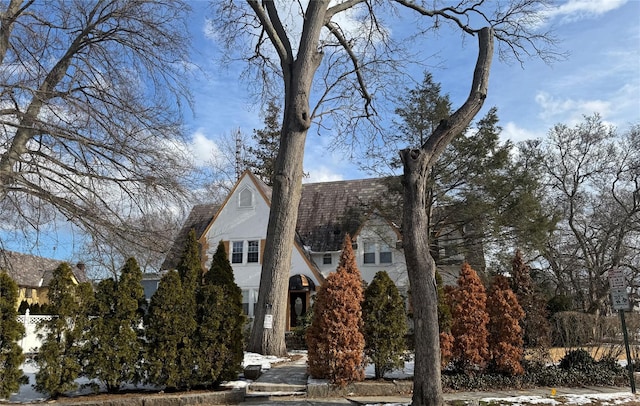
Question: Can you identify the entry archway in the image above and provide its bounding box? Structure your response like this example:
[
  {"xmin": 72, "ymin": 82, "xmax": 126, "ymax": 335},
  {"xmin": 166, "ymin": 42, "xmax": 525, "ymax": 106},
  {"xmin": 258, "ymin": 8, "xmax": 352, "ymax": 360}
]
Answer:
[{"xmin": 288, "ymin": 274, "xmax": 315, "ymax": 330}]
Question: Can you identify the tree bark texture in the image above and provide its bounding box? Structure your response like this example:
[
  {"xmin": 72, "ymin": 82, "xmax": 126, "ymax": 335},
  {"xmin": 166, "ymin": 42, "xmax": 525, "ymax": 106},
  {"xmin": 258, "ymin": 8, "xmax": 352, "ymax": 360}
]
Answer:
[
  {"xmin": 247, "ymin": 0, "xmax": 329, "ymax": 356},
  {"xmin": 401, "ymin": 27, "xmax": 493, "ymax": 406}
]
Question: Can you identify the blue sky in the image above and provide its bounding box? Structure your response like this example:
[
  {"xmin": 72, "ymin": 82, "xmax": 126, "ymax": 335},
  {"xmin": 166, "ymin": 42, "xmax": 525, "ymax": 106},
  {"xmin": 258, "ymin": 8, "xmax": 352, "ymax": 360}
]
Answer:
[
  {"xmin": 184, "ymin": 0, "xmax": 640, "ymax": 183},
  {"xmin": 4, "ymin": 0, "xmax": 639, "ymax": 264}
]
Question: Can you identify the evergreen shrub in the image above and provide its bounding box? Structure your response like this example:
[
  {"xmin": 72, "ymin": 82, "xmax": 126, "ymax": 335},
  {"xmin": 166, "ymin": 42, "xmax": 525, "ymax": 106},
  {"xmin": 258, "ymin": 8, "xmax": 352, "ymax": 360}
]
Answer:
[
  {"xmin": 451, "ymin": 262, "xmax": 489, "ymax": 374},
  {"xmin": 486, "ymin": 275, "xmax": 524, "ymax": 375},
  {"xmin": 307, "ymin": 234, "xmax": 365, "ymax": 386},
  {"xmin": 35, "ymin": 263, "xmax": 93, "ymax": 398},
  {"xmin": 199, "ymin": 241, "xmax": 245, "ymax": 383},
  {"xmin": 0, "ymin": 271, "xmax": 26, "ymax": 399},
  {"xmin": 83, "ymin": 258, "xmax": 146, "ymax": 392},
  {"xmin": 559, "ymin": 349, "xmax": 595, "ymax": 371},
  {"xmin": 362, "ymin": 271, "xmax": 407, "ymax": 379}
]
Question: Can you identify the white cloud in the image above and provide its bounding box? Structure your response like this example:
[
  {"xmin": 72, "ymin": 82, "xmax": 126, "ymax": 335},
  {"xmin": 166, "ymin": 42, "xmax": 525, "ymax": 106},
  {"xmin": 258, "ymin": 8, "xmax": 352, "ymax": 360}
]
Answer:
[
  {"xmin": 534, "ymin": 91, "xmax": 612, "ymax": 124},
  {"xmin": 189, "ymin": 129, "xmax": 222, "ymax": 167},
  {"xmin": 543, "ymin": 0, "xmax": 628, "ymax": 23},
  {"xmin": 304, "ymin": 165, "xmax": 344, "ymax": 183},
  {"xmin": 502, "ymin": 122, "xmax": 545, "ymax": 143}
]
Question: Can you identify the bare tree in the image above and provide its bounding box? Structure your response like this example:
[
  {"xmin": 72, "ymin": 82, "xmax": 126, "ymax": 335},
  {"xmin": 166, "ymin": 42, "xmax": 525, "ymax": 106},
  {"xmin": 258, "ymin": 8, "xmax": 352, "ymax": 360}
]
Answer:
[
  {"xmin": 0, "ymin": 0, "xmax": 195, "ymax": 260},
  {"xmin": 532, "ymin": 116, "xmax": 640, "ymax": 314},
  {"xmin": 211, "ymin": 2, "xmax": 556, "ymax": 404}
]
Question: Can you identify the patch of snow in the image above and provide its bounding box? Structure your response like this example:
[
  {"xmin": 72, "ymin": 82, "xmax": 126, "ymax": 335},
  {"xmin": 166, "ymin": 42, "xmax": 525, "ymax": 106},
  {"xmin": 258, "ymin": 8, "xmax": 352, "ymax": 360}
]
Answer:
[
  {"xmin": 241, "ymin": 352, "xmax": 289, "ymax": 370},
  {"xmin": 481, "ymin": 396, "xmax": 560, "ymax": 405}
]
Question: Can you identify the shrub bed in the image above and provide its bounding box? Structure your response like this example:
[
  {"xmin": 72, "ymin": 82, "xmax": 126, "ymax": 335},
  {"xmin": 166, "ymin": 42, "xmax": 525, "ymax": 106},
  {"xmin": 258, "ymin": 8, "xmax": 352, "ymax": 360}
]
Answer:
[{"xmin": 441, "ymin": 351, "xmax": 629, "ymax": 391}]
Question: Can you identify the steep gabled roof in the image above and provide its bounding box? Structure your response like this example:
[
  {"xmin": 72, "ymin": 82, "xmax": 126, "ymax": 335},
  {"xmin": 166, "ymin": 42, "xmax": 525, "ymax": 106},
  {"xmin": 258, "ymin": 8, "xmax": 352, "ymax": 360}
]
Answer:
[
  {"xmin": 162, "ymin": 174, "xmax": 403, "ymax": 270},
  {"xmin": 297, "ymin": 177, "xmax": 402, "ymax": 251},
  {"xmin": 160, "ymin": 203, "xmax": 220, "ymax": 271},
  {"xmin": 0, "ymin": 251, "xmax": 88, "ymax": 287}
]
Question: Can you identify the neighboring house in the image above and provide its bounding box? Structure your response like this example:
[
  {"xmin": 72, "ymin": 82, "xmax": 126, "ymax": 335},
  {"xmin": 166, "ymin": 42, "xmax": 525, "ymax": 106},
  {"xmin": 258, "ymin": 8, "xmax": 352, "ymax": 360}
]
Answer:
[
  {"xmin": 0, "ymin": 250, "xmax": 89, "ymax": 308},
  {"xmin": 161, "ymin": 171, "xmax": 478, "ymax": 330}
]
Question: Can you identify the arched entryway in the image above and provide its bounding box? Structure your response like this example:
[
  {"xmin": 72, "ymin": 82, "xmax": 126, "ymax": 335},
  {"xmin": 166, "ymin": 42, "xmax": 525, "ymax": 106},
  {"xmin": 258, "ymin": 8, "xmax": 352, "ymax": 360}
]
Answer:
[{"xmin": 288, "ymin": 274, "xmax": 315, "ymax": 330}]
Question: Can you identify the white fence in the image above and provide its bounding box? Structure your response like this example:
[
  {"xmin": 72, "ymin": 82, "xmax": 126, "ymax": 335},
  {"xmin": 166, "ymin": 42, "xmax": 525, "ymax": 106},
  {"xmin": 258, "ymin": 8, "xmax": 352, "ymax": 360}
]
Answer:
[{"xmin": 16, "ymin": 311, "xmax": 52, "ymax": 353}]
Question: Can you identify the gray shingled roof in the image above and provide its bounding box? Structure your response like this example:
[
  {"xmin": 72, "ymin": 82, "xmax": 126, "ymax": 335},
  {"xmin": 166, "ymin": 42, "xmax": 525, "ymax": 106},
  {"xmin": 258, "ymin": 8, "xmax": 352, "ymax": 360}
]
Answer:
[
  {"xmin": 0, "ymin": 251, "xmax": 88, "ymax": 287},
  {"xmin": 160, "ymin": 203, "xmax": 220, "ymax": 271},
  {"xmin": 297, "ymin": 177, "xmax": 402, "ymax": 251}
]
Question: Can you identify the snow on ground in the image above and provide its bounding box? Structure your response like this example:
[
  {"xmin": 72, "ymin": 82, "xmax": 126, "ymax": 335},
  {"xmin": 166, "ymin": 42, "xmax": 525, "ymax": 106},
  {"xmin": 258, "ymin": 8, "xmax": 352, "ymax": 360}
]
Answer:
[
  {"xmin": 479, "ymin": 392, "xmax": 638, "ymax": 405},
  {"xmin": 7, "ymin": 352, "xmax": 638, "ymax": 405}
]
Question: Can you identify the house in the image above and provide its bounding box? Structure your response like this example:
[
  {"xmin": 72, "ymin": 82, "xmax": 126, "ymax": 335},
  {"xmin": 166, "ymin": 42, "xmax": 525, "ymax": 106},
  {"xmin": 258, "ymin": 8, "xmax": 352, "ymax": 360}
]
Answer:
[
  {"xmin": 0, "ymin": 250, "xmax": 89, "ymax": 309},
  {"xmin": 162, "ymin": 171, "xmax": 478, "ymax": 330}
]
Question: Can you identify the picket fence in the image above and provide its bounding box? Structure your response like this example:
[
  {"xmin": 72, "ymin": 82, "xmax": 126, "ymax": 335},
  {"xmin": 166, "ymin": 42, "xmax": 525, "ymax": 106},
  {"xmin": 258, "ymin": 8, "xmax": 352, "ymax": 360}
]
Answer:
[{"xmin": 16, "ymin": 310, "xmax": 52, "ymax": 353}]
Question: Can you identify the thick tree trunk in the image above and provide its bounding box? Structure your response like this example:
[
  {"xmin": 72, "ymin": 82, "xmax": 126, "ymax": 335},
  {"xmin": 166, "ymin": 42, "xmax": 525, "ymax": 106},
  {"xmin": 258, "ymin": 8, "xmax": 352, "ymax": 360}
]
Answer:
[
  {"xmin": 401, "ymin": 27, "xmax": 493, "ymax": 406},
  {"xmin": 401, "ymin": 149, "xmax": 443, "ymax": 406},
  {"xmin": 247, "ymin": 0, "xmax": 328, "ymax": 356},
  {"xmin": 247, "ymin": 123, "xmax": 308, "ymax": 356}
]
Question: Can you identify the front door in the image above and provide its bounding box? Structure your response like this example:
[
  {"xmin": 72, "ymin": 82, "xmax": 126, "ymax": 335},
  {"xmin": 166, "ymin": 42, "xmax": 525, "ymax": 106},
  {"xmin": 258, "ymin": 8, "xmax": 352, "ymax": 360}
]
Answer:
[{"xmin": 289, "ymin": 291, "xmax": 307, "ymax": 329}]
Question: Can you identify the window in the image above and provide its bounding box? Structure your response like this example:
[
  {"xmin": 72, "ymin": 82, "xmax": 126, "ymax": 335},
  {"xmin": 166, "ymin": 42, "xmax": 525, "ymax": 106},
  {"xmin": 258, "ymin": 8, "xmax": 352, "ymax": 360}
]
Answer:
[
  {"xmin": 247, "ymin": 240, "xmax": 259, "ymax": 263},
  {"xmin": 363, "ymin": 241, "xmax": 375, "ymax": 264},
  {"xmin": 323, "ymin": 253, "xmax": 332, "ymax": 265},
  {"xmin": 232, "ymin": 241, "xmax": 243, "ymax": 263},
  {"xmin": 242, "ymin": 289, "xmax": 250, "ymax": 315},
  {"xmin": 380, "ymin": 243, "xmax": 392, "ymax": 264},
  {"xmin": 25, "ymin": 288, "xmax": 33, "ymax": 298},
  {"xmin": 242, "ymin": 289, "xmax": 256, "ymax": 316},
  {"xmin": 239, "ymin": 188, "xmax": 253, "ymax": 208}
]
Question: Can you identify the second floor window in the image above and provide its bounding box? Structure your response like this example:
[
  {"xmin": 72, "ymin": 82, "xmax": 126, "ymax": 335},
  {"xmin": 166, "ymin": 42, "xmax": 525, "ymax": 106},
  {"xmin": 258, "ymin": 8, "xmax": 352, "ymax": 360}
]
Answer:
[
  {"xmin": 362, "ymin": 240, "xmax": 393, "ymax": 265},
  {"xmin": 232, "ymin": 241, "xmax": 243, "ymax": 263},
  {"xmin": 363, "ymin": 241, "xmax": 376, "ymax": 264},
  {"xmin": 380, "ymin": 243, "xmax": 392, "ymax": 264},
  {"xmin": 247, "ymin": 240, "xmax": 259, "ymax": 263},
  {"xmin": 323, "ymin": 253, "xmax": 332, "ymax": 265}
]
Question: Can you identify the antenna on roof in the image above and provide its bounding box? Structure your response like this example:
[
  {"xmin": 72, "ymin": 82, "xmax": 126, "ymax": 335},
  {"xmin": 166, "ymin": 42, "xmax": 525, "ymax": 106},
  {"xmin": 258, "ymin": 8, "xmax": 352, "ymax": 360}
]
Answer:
[{"xmin": 235, "ymin": 128, "xmax": 242, "ymax": 181}]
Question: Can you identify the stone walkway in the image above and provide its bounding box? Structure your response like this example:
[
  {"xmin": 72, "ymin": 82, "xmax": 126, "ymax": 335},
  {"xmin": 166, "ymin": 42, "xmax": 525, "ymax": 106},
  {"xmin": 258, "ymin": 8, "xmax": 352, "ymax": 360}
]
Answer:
[{"xmin": 247, "ymin": 354, "xmax": 308, "ymax": 397}]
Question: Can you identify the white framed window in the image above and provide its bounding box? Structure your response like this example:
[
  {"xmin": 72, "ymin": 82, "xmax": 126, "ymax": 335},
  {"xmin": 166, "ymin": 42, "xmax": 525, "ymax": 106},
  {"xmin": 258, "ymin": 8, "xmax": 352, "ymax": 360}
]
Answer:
[
  {"xmin": 380, "ymin": 243, "xmax": 392, "ymax": 264},
  {"xmin": 363, "ymin": 241, "xmax": 376, "ymax": 264},
  {"xmin": 247, "ymin": 240, "xmax": 259, "ymax": 263},
  {"xmin": 241, "ymin": 289, "xmax": 257, "ymax": 317},
  {"xmin": 239, "ymin": 187, "xmax": 253, "ymax": 208},
  {"xmin": 323, "ymin": 253, "xmax": 332, "ymax": 265},
  {"xmin": 362, "ymin": 240, "xmax": 394, "ymax": 265},
  {"xmin": 231, "ymin": 241, "xmax": 243, "ymax": 263}
]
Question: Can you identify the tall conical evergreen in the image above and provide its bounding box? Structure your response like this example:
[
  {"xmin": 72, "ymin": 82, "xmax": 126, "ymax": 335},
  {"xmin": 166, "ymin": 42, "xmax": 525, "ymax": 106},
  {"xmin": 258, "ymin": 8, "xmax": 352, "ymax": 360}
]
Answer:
[
  {"xmin": 0, "ymin": 271, "xmax": 25, "ymax": 399},
  {"xmin": 451, "ymin": 262, "xmax": 489, "ymax": 374},
  {"xmin": 178, "ymin": 229, "xmax": 203, "ymax": 293},
  {"xmin": 145, "ymin": 270, "xmax": 193, "ymax": 389},
  {"xmin": 362, "ymin": 271, "xmax": 407, "ymax": 379},
  {"xmin": 198, "ymin": 241, "xmax": 245, "ymax": 383},
  {"xmin": 487, "ymin": 275, "xmax": 525, "ymax": 375},
  {"xmin": 145, "ymin": 230, "xmax": 201, "ymax": 389},
  {"xmin": 84, "ymin": 258, "xmax": 146, "ymax": 391},
  {"xmin": 436, "ymin": 271, "xmax": 454, "ymax": 367},
  {"xmin": 35, "ymin": 263, "xmax": 93, "ymax": 398},
  {"xmin": 510, "ymin": 250, "xmax": 551, "ymax": 348},
  {"xmin": 245, "ymin": 99, "xmax": 281, "ymax": 186},
  {"xmin": 307, "ymin": 234, "xmax": 365, "ymax": 386}
]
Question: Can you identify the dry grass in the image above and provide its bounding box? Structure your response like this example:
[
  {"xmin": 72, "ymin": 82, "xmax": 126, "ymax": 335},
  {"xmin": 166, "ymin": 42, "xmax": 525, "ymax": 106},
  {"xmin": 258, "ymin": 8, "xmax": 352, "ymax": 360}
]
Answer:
[{"xmin": 544, "ymin": 346, "xmax": 631, "ymax": 363}]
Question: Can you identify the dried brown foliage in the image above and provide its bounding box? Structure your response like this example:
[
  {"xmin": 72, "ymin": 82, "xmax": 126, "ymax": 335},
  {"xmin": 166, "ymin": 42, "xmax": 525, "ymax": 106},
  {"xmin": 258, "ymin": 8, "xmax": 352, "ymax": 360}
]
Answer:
[
  {"xmin": 439, "ymin": 331, "xmax": 454, "ymax": 367},
  {"xmin": 451, "ymin": 262, "xmax": 489, "ymax": 373},
  {"xmin": 306, "ymin": 235, "xmax": 365, "ymax": 386},
  {"xmin": 487, "ymin": 275, "xmax": 525, "ymax": 375},
  {"xmin": 511, "ymin": 250, "xmax": 551, "ymax": 348}
]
